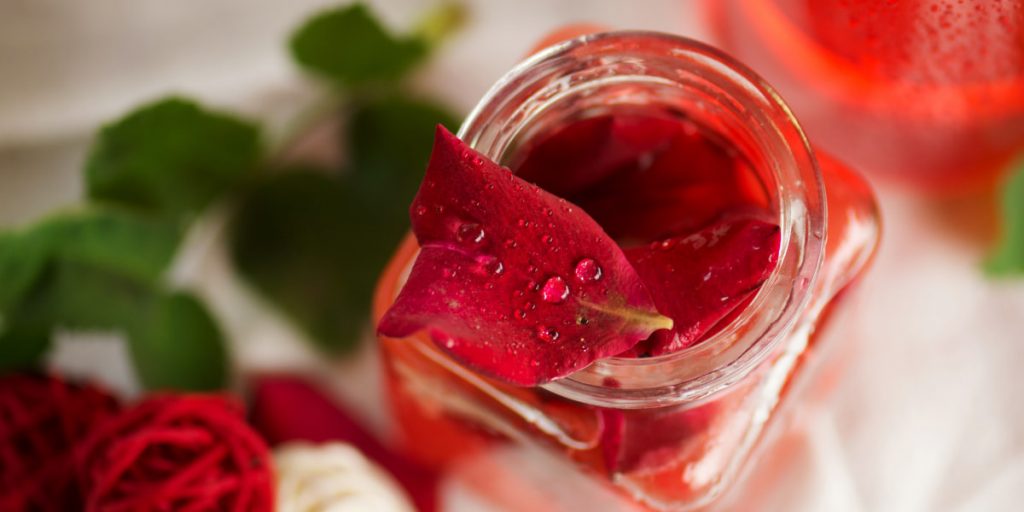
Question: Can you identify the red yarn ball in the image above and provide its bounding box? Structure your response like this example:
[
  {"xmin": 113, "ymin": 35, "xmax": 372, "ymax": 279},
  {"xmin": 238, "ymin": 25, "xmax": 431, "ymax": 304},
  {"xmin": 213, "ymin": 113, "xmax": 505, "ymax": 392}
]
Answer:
[
  {"xmin": 0, "ymin": 372, "xmax": 121, "ymax": 511},
  {"xmin": 77, "ymin": 394, "xmax": 274, "ymax": 512}
]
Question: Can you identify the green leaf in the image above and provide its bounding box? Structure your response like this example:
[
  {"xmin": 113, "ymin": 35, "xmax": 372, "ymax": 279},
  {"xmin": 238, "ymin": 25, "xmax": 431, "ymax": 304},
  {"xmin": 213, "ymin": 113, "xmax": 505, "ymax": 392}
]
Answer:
[
  {"xmin": 348, "ymin": 96, "xmax": 459, "ymax": 221},
  {"xmin": 986, "ymin": 157, "xmax": 1024, "ymax": 276},
  {"xmin": 128, "ymin": 292, "xmax": 229, "ymax": 391},
  {"xmin": 0, "ymin": 209, "xmax": 174, "ymax": 371},
  {"xmin": 289, "ymin": 4, "xmax": 428, "ymax": 87},
  {"xmin": 0, "ymin": 209, "xmax": 179, "ymax": 317},
  {"xmin": 86, "ymin": 97, "xmax": 262, "ymax": 223},
  {"xmin": 230, "ymin": 94, "xmax": 457, "ymax": 354},
  {"xmin": 0, "ymin": 231, "xmax": 49, "ymax": 314},
  {"xmin": 40, "ymin": 209, "xmax": 182, "ymax": 285},
  {"xmin": 0, "ymin": 327, "xmax": 50, "ymax": 372},
  {"xmin": 0, "ymin": 277, "xmax": 53, "ymax": 371},
  {"xmin": 0, "ymin": 257, "xmax": 153, "ymax": 371},
  {"xmin": 231, "ymin": 172, "xmax": 397, "ymax": 352}
]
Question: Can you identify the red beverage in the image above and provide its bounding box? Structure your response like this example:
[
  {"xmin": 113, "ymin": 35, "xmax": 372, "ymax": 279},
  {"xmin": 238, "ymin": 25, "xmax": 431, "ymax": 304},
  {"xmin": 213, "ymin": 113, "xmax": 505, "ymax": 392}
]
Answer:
[
  {"xmin": 711, "ymin": 0, "xmax": 1024, "ymax": 190},
  {"xmin": 375, "ymin": 33, "xmax": 879, "ymax": 510}
]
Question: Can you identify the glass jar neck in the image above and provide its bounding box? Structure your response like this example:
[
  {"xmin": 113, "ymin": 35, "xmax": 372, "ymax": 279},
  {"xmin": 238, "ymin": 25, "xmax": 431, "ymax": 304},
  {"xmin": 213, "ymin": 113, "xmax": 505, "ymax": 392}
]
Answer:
[{"xmin": 458, "ymin": 31, "xmax": 826, "ymax": 409}]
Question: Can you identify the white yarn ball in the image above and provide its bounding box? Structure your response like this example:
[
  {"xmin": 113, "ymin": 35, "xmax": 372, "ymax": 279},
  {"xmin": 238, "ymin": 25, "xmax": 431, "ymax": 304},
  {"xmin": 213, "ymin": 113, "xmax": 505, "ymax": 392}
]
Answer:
[{"xmin": 274, "ymin": 442, "xmax": 415, "ymax": 512}]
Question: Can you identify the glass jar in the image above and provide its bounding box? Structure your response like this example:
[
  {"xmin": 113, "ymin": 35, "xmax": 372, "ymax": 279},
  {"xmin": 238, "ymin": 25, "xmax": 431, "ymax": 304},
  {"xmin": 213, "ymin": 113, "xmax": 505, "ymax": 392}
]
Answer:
[
  {"xmin": 709, "ymin": 0, "xmax": 1024, "ymax": 191},
  {"xmin": 373, "ymin": 31, "xmax": 880, "ymax": 511}
]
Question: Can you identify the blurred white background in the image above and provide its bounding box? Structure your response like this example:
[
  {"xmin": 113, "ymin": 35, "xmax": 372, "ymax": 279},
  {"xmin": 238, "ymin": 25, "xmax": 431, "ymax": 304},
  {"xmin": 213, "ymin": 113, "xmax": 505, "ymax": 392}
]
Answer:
[{"xmin": 1, "ymin": 1, "xmax": 1022, "ymax": 511}]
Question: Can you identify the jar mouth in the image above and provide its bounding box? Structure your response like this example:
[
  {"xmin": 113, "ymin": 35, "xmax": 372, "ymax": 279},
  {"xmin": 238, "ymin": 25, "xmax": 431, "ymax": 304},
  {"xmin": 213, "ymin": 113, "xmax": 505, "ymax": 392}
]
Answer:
[{"xmin": 458, "ymin": 31, "xmax": 826, "ymax": 408}]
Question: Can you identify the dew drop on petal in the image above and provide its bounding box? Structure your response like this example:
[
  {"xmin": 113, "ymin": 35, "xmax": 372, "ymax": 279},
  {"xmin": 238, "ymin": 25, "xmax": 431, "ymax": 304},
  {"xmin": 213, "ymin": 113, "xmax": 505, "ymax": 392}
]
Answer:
[
  {"xmin": 540, "ymin": 276, "xmax": 570, "ymax": 303},
  {"xmin": 536, "ymin": 325, "xmax": 560, "ymax": 343},
  {"xmin": 574, "ymin": 258, "xmax": 603, "ymax": 283},
  {"xmin": 457, "ymin": 222, "xmax": 486, "ymax": 244},
  {"xmin": 486, "ymin": 259, "xmax": 504, "ymax": 276}
]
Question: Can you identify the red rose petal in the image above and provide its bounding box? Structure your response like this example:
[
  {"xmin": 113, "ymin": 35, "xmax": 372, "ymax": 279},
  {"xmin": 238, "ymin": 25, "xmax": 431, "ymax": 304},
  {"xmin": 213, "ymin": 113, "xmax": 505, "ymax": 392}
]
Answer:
[
  {"xmin": 572, "ymin": 119, "xmax": 770, "ymax": 244},
  {"xmin": 378, "ymin": 126, "xmax": 671, "ymax": 386},
  {"xmin": 625, "ymin": 218, "xmax": 781, "ymax": 356},
  {"xmin": 514, "ymin": 114, "xmax": 681, "ymax": 199},
  {"xmin": 250, "ymin": 375, "xmax": 439, "ymax": 512}
]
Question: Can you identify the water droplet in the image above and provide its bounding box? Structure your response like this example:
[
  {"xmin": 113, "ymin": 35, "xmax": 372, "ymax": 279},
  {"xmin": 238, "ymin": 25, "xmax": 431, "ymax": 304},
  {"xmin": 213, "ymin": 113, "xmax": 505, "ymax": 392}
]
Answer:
[
  {"xmin": 536, "ymin": 325, "xmax": 560, "ymax": 343},
  {"xmin": 414, "ymin": 205, "xmax": 428, "ymax": 216},
  {"xmin": 574, "ymin": 258, "xmax": 602, "ymax": 282},
  {"xmin": 541, "ymin": 276, "xmax": 569, "ymax": 303},
  {"xmin": 472, "ymin": 255, "xmax": 504, "ymax": 277},
  {"xmin": 651, "ymin": 238, "xmax": 677, "ymax": 250},
  {"xmin": 457, "ymin": 222, "xmax": 485, "ymax": 244},
  {"xmin": 486, "ymin": 259, "xmax": 504, "ymax": 275}
]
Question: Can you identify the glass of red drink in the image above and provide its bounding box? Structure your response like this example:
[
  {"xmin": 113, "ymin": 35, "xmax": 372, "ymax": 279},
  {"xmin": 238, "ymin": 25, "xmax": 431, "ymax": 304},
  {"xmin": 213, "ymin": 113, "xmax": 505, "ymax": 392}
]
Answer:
[
  {"xmin": 710, "ymin": 0, "xmax": 1024, "ymax": 190},
  {"xmin": 374, "ymin": 32, "xmax": 879, "ymax": 510}
]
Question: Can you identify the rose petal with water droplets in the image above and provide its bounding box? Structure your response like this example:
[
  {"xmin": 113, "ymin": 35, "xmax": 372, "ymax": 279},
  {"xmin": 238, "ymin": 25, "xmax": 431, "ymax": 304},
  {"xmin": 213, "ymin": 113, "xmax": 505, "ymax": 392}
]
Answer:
[
  {"xmin": 378, "ymin": 126, "xmax": 671, "ymax": 386},
  {"xmin": 624, "ymin": 217, "xmax": 781, "ymax": 356}
]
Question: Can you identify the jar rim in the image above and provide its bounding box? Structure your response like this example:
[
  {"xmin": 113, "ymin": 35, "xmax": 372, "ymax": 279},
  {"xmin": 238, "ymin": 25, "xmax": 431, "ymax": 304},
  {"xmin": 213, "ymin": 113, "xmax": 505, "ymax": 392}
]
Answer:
[{"xmin": 458, "ymin": 30, "xmax": 827, "ymax": 408}]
